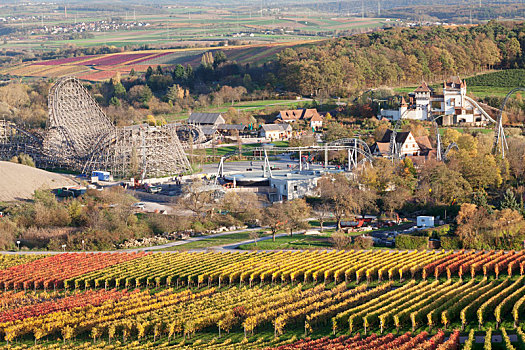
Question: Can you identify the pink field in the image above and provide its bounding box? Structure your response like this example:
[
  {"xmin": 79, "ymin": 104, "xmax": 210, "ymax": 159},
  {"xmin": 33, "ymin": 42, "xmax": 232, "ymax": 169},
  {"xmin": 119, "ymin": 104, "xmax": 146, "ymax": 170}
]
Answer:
[
  {"xmin": 79, "ymin": 53, "xmax": 152, "ymax": 66},
  {"xmin": 34, "ymin": 55, "xmax": 100, "ymax": 66},
  {"xmin": 77, "ymin": 70, "xmax": 120, "ymax": 81},
  {"xmin": 127, "ymin": 52, "xmax": 172, "ymax": 65}
]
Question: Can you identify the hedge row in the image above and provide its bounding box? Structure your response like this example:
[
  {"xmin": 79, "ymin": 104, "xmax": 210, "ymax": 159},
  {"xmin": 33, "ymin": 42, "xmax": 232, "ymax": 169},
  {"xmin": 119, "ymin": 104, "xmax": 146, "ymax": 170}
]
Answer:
[{"xmin": 395, "ymin": 234, "xmax": 429, "ymax": 250}]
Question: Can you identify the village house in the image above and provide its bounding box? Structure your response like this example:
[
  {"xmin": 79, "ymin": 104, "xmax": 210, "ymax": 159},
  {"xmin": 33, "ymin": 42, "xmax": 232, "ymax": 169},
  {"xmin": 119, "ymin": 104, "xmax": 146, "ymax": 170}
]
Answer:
[
  {"xmin": 259, "ymin": 124, "xmax": 292, "ymax": 141},
  {"xmin": 275, "ymin": 108, "xmax": 323, "ymax": 128},
  {"xmin": 310, "ymin": 113, "xmax": 324, "ymax": 130},
  {"xmin": 216, "ymin": 124, "xmax": 248, "ymax": 137},
  {"xmin": 379, "ymin": 77, "xmax": 490, "ymax": 125},
  {"xmin": 275, "ymin": 109, "xmax": 303, "ymax": 123},
  {"xmin": 371, "ymin": 129, "xmax": 433, "ymax": 158}
]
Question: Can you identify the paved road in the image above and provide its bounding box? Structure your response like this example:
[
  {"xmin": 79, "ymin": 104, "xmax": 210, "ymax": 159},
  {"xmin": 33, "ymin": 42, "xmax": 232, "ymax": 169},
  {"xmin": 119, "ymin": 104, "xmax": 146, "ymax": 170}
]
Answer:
[
  {"xmin": 214, "ymin": 233, "xmax": 289, "ymax": 251},
  {"xmin": 0, "ymin": 227, "xmax": 264, "ymax": 255},
  {"xmin": 144, "ymin": 227, "xmax": 262, "ymax": 251}
]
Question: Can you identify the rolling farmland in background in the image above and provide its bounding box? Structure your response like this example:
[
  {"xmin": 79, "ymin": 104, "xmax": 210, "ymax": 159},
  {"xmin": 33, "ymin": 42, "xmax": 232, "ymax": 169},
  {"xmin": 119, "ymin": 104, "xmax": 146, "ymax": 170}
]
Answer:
[{"xmin": 0, "ymin": 40, "xmax": 321, "ymax": 81}]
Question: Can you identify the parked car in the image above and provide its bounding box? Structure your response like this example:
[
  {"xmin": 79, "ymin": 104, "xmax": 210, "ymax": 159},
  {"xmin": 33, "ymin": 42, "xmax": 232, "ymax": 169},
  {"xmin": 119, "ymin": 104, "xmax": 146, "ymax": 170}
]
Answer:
[
  {"xmin": 132, "ymin": 202, "xmax": 146, "ymax": 210},
  {"xmin": 147, "ymin": 186, "xmax": 162, "ymax": 194}
]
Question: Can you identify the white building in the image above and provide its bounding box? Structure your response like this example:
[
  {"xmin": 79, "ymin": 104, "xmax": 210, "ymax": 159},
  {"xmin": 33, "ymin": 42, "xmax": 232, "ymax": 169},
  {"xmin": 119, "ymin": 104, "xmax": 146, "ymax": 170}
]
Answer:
[
  {"xmin": 371, "ymin": 130, "xmax": 433, "ymax": 158},
  {"xmin": 259, "ymin": 124, "xmax": 292, "ymax": 141},
  {"xmin": 268, "ymin": 170, "xmax": 324, "ymax": 201},
  {"xmin": 379, "ymin": 77, "xmax": 488, "ymax": 125}
]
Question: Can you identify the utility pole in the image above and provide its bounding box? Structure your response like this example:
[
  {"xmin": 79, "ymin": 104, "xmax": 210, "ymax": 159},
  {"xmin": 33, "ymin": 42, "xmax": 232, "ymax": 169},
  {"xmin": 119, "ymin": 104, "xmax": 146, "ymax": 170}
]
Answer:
[
  {"xmin": 378, "ymin": 0, "xmax": 381, "ymax": 16},
  {"xmin": 260, "ymin": 0, "xmax": 263, "ymax": 18},
  {"xmin": 361, "ymin": 0, "xmax": 364, "ymax": 19}
]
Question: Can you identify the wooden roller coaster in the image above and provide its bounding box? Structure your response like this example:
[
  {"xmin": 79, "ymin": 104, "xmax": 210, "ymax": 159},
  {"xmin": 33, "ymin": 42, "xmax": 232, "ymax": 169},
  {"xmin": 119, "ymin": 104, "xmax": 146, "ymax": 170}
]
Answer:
[{"xmin": 1, "ymin": 77, "xmax": 192, "ymax": 178}]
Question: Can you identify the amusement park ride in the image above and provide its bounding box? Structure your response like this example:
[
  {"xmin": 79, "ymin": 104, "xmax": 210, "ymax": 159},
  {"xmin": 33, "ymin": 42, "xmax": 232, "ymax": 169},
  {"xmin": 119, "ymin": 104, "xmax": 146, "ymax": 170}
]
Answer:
[{"xmin": 0, "ymin": 78, "xmax": 523, "ymax": 180}]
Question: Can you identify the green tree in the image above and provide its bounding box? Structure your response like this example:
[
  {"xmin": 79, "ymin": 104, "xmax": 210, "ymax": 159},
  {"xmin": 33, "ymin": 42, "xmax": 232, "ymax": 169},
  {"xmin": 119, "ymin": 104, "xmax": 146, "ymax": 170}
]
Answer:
[
  {"xmin": 109, "ymin": 96, "xmax": 120, "ymax": 107},
  {"xmin": 140, "ymin": 86, "xmax": 153, "ymax": 105},
  {"xmin": 113, "ymin": 82, "xmax": 126, "ymax": 98},
  {"xmin": 500, "ymin": 188, "xmax": 521, "ymax": 212},
  {"xmin": 145, "ymin": 66, "xmax": 153, "ymax": 80},
  {"xmin": 213, "ymin": 50, "xmax": 227, "ymax": 69}
]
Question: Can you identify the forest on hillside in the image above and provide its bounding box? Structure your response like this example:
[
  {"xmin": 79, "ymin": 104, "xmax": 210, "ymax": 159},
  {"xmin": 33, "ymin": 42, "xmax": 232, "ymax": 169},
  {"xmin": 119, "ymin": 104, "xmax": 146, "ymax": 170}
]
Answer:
[{"xmin": 277, "ymin": 21, "xmax": 525, "ymax": 96}]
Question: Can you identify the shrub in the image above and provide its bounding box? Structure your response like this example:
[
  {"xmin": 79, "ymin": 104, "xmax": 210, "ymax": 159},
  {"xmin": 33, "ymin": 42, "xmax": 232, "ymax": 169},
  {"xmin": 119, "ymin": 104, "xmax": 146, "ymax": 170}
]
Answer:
[
  {"xmin": 9, "ymin": 153, "xmax": 35, "ymax": 167},
  {"xmin": 395, "ymin": 234, "xmax": 429, "ymax": 250},
  {"xmin": 440, "ymin": 236, "xmax": 462, "ymax": 250},
  {"xmin": 330, "ymin": 231, "xmax": 352, "ymax": 250},
  {"xmin": 352, "ymin": 236, "xmax": 373, "ymax": 249},
  {"xmin": 420, "ymin": 224, "xmax": 451, "ymax": 238}
]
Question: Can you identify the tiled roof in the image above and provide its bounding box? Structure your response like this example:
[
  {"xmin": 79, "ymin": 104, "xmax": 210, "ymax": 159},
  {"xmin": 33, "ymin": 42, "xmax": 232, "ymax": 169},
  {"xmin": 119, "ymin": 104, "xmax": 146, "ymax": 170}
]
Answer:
[
  {"xmin": 415, "ymin": 136, "xmax": 432, "ymax": 151},
  {"xmin": 188, "ymin": 113, "xmax": 224, "ymax": 124},
  {"xmin": 380, "ymin": 129, "xmax": 411, "ymax": 144},
  {"xmin": 261, "ymin": 124, "xmax": 291, "ymax": 132},
  {"xmin": 278, "ymin": 110, "xmax": 303, "ymax": 120},
  {"xmin": 414, "ymin": 81, "xmax": 431, "ymax": 93},
  {"xmin": 374, "ymin": 142, "xmax": 391, "ymax": 155}
]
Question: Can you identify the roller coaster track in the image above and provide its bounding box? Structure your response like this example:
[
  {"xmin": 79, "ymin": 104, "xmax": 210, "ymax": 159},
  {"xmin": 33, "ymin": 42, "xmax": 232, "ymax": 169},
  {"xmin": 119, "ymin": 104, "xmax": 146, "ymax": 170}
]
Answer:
[
  {"xmin": 463, "ymin": 96, "xmax": 496, "ymax": 123},
  {"xmin": 494, "ymin": 87, "xmax": 525, "ymax": 158},
  {"xmin": 215, "ymin": 138, "xmax": 375, "ymax": 179}
]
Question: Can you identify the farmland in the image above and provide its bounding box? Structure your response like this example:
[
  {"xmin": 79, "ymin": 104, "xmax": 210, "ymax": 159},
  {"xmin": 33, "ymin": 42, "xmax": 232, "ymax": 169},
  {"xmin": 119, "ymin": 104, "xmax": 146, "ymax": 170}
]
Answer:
[
  {"xmin": 0, "ymin": 40, "xmax": 322, "ymax": 81},
  {"xmin": 0, "ymin": 250, "xmax": 524, "ymax": 348},
  {"xmin": 0, "ymin": 3, "xmax": 387, "ymax": 51}
]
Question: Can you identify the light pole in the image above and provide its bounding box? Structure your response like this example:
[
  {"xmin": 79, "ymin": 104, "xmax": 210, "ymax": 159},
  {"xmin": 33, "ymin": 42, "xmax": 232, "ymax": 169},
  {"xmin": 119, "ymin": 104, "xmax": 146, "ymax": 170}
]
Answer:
[
  {"xmin": 82, "ymin": 240, "xmax": 85, "ymax": 251},
  {"xmin": 16, "ymin": 240, "xmax": 20, "ymax": 251},
  {"xmin": 61, "ymin": 244, "xmax": 66, "ymax": 252}
]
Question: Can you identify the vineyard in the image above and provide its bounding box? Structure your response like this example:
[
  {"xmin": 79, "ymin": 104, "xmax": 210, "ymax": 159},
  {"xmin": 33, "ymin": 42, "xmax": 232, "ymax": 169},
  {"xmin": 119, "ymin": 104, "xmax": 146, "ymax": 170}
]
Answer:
[
  {"xmin": 1, "ymin": 250, "xmax": 525, "ymax": 349},
  {"xmin": 465, "ymin": 69, "xmax": 525, "ymax": 88}
]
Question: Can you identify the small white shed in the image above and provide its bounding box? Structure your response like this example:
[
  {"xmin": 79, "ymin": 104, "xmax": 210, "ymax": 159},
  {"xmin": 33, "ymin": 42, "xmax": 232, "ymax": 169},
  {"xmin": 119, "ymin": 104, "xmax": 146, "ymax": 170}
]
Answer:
[{"xmin": 417, "ymin": 216, "xmax": 435, "ymax": 228}]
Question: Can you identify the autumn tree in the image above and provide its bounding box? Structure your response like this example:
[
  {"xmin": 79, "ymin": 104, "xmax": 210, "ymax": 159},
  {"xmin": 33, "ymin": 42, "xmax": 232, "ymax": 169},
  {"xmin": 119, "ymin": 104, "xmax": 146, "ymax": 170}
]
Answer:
[
  {"xmin": 177, "ymin": 179, "xmax": 216, "ymax": 220},
  {"xmin": 456, "ymin": 203, "xmax": 525, "ymax": 249},
  {"xmin": 220, "ymin": 192, "xmax": 263, "ymax": 225},
  {"xmin": 314, "ymin": 202, "xmax": 332, "ymax": 232},
  {"xmin": 450, "ymin": 152, "xmax": 502, "ymax": 190},
  {"xmin": 419, "ymin": 163, "xmax": 472, "ymax": 205},
  {"xmin": 316, "ymin": 174, "xmax": 375, "ymax": 231},
  {"xmin": 441, "ymin": 128, "xmax": 461, "ymax": 147},
  {"xmin": 283, "ymin": 198, "xmax": 311, "ymax": 237},
  {"xmin": 382, "ymin": 186, "xmax": 411, "ymax": 218},
  {"xmin": 262, "ymin": 202, "xmax": 286, "ymax": 241}
]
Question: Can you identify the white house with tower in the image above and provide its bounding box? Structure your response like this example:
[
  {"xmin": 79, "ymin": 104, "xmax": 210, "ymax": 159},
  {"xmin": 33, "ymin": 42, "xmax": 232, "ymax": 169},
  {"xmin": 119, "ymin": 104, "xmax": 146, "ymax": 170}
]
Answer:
[{"xmin": 379, "ymin": 77, "xmax": 489, "ymax": 125}]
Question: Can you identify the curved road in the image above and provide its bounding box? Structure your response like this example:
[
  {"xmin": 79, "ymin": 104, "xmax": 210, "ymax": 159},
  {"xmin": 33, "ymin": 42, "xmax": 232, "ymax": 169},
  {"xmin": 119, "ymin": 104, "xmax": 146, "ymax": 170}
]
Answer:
[{"xmin": 0, "ymin": 227, "xmax": 282, "ymax": 255}]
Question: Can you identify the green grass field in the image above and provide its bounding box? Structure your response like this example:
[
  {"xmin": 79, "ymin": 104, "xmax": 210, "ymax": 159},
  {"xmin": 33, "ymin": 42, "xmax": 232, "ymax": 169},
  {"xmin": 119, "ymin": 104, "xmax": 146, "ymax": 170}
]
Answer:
[
  {"xmin": 238, "ymin": 233, "xmax": 333, "ymax": 250},
  {"xmin": 157, "ymin": 231, "xmax": 268, "ymax": 251},
  {"xmin": 164, "ymin": 99, "xmax": 308, "ymax": 122}
]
